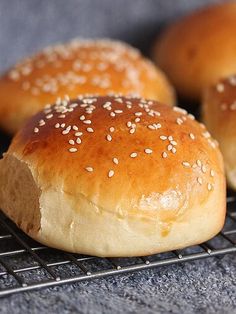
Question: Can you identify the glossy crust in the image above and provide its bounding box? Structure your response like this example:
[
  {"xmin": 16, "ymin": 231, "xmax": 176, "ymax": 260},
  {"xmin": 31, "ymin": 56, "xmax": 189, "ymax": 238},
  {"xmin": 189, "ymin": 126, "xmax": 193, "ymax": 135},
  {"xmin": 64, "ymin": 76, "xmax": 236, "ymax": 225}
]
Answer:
[
  {"xmin": 203, "ymin": 75, "xmax": 236, "ymax": 189},
  {"xmin": 0, "ymin": 39, "xmax": 175, "ymax": 134},
  {"xmin": 0, "ymin": 96, "xmax": 225, "ymax": 257},
  {"xmin": 153, "ymin": 1, "xmax": 236, "ymax": 100}
]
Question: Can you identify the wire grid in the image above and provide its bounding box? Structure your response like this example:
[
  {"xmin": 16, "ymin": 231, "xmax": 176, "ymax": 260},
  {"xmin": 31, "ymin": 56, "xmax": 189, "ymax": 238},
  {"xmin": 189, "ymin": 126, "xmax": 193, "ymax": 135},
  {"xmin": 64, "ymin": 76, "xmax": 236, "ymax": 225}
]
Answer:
[{"xmin": 0, "ymin": 195, "xmax": 235, "ymax": 297}]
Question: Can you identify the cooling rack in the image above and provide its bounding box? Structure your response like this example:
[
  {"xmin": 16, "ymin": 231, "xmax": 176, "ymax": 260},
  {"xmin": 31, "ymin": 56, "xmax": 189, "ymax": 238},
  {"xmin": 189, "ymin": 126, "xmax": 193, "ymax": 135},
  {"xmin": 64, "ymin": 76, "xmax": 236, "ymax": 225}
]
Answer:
[{"xmin": 0, "ymin": 195, "xmax": 235, "ymax": 297}]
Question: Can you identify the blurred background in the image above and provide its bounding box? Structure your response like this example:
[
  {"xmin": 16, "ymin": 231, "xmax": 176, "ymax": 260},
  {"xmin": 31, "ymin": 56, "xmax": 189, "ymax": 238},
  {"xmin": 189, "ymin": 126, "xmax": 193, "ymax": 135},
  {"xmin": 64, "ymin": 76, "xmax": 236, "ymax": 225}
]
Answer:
[
  {"xmin": 0, "ymin": 0, "xmax": 220, "ymax": 73},
  {"xmin": 0, "ymin": 0, "xmax": 222, "ymax": 152}
]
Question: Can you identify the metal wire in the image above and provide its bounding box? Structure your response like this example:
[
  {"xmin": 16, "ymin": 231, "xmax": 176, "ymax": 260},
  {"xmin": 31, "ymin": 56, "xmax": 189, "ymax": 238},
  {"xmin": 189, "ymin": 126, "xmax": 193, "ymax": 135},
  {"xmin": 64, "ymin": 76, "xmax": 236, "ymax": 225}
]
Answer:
[{"xmin": 0, "ymin": 195, "xmax": 235, "ymax": 297}]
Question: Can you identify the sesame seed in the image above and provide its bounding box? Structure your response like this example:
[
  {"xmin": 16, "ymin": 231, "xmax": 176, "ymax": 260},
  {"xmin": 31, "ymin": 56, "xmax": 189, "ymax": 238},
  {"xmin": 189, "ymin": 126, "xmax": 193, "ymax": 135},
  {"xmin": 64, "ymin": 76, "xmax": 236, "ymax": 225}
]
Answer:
[
  {"xmin": 130, "ymin": 152, "xmax": 138, "ymax": 158},
  {"xmin": 39, "ymin": 119, "xmax": 45, "ymax": 126},
  {"xmin": 110, "ymin": 112, "xmax": 116, "ymax": 117},
  {"xmin": 83, "ymin": 120, "xmax": 92, "ymax": 124},
  {"xmin": 34, "ymin": 127, "xmax": 39, "ymax": 133},
  {"xmin": 135, "ymin": 117, "xmax": 141, "ymax": 123},
  {"xmin": 108, "ymin": 170, "xmax": 115, "ymax": 178},
  {"xmin": 87, "ymin": 127, "xmax": 94, "ymax": 133},
  {"xmin": 201, "ymin": 165, "xmax": 207, "ymax": 173},
  {"xmin": 135, "ymin": 112, "xmax": 142, "ymax": 116},
  {"xmin": 85, "ymin": 167, "xmax": 93, "ymax": 172},
  {"xmin": 113, "ymin": 158, "xmax": 119, "ymax": 165},
  {"xmin": 109, "ymin": 127, "xmax": 115, "ymax": 132},
  {"xmin": 176, "ymin": 118, "xmax": 183, "ymax": 125},
  {"xmin": 80, "ymin": 115, "xmax": 85, "ymax": 121},
  {"xmin": 173, "ymin": 107, "xmax": 187, "ymax": 115},
  {"xmin": 148, "ymin": 125, "xmax": 155, "ymax": 130},
  {"xmin": 197, "ymin": 177, "xmax": 203, "ymax": 185},
  {"xmin": 76, "ymin": 137, "xmax": 82, "ymax": 144},
  {"xmin": 160, "ymin": 135, "xmax": 167, "ymax": 140},
  {"xmin": 70, "ymin": 103, "xmax": 78, "ymax": 108},
  {"xmin": 103, "ymin": 102, "xmax": 112, "ymax": 108},
  {"xmin": 172, "ymin": 147, "xmax": 177, "ymax": 154},
  {"xmin": 168, "ymin": 136, "xmax": 173, "ymax": 141},
  {"xmin": 171, "ymin": 140, "xmax": 177, "ymax": 146},
  {"xmin": 73, "ymin": 125, "xmax": 78, "ymax": 131},
  {"xmin": 197, "ymin": 160, "xmax": 202, "ymax": 167},
  {"xmin": 155, "ymin": 123, "xmax": 162, "ymax": 129},
  {"xmin": 55, "ymin": 123, "xmax": 60, "ymax": 128},
  {"xmin": 58, "ymin": 114, "xmax": 66, "ymax": 118},
  {"xmin": 69, "ymin": 139, "xmax": 75, "ymax": 145},
  {"xmin": 162, "ymin": 152, "xmax": 168, "ymax": 158},
  {"xmin": 46, "ymin": 114, "xmax": 53, "ymax": 119},
  {"xmin": 62, "ymin": 129, "xmax": 70, "ymax": 135},
  {"xmin": 106, "ymin": 134, "xmax": 112, "ymax": 142},
  {"xmin": 189, "ymin": 133, "xmax": 195, "ymax": 140},
  {"xmin": 127, "ymin": 121, "xmax": 132, "ymax": 128},
  {"xmin": 216, "ymin": 83, "xmax": 224, "ymax": 93},
  {"xmin": 167, "ymin": 144, "xmax": 173, "ymax": 151},
  {"xmin": 144, "ymin": 148, "xmax": 152, "ymax": 154},
  {"xmin": 129, "ymin": 128, "xmax": 135, "ymax": 134},
  {"xmin": 114, "ymin": 109, "xmax": 123, "ymax": 114},
  {"xmin": 69, "ymin": 147, "xmax": 77, "ymax": 153},
  {"xmin": 188, "ymin": 114, "xmax": 195, "ymax": 120},
  {"xmin": 61, "ymin": 123, "xmax": 66, "ymax": 128},
  {"xmin": 182, "ymin": 161, "xmax": 191, "ymax": 168},
  {"xmin": 210, "ymin": 170, "xmax": 215, "ymax": 177},
  {"xmin": 207, "ymin": 183, "xmax": 212, "ymax": 191},
  {"xmin": 75, "ymin": 131, "xmax": 83, "ymax": 136},
  {"xmin": 203, "ymin": 131, "xmax": 211, "ymax": 138}
]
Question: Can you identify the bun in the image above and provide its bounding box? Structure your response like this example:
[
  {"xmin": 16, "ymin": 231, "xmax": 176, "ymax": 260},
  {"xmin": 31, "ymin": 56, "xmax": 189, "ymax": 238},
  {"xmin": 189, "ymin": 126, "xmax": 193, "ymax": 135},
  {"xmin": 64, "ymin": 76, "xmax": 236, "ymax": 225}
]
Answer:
[
  {"xmin": 0, "ymin": 95, "xmax": 225, "ymax": 257},
  {"xmin": 0, "ymin": 39, "xmax": 175, "ymax": 134},
  {"xmin": 153, "ymin": 1, "xmax": 236, "ymax": 100},
  {"xmin": 203, "ymin": 75, "xmax": 236, "ymax": 189}
]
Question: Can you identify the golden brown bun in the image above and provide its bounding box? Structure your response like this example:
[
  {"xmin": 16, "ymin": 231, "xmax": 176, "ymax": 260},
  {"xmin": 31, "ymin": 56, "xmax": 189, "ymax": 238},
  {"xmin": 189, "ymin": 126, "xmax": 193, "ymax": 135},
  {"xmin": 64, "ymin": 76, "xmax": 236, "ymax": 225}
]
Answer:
[
  {"xmin": 203, "ymin": 75, "xmax": 236, "ymax": 189},
  {"xmin": 0, "ymin": 39, "xmax": 175, "ymax": 134},
  {"xmin": 153, "ymin": 1, "xmax": 236, "ymax": 100},
  {"xmin": 0, "ymin": 96, "xmax": 225, "ymax": 257}
]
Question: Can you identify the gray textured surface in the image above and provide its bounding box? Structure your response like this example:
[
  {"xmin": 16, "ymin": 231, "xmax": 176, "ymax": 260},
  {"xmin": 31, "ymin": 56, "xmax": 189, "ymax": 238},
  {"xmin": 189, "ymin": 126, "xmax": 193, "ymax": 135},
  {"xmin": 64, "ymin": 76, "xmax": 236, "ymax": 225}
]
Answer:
[{"xmin": 0, "ymin": 0, "xmax": 235, "ymax": 313}]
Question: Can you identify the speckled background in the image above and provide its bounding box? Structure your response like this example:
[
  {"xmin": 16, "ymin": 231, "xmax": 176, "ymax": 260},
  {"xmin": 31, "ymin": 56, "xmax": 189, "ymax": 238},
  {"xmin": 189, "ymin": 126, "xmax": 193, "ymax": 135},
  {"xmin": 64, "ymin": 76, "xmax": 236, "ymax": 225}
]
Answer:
[{"xmin": 0, "ymin": 0, "xmax": 236, "ymax": 313}]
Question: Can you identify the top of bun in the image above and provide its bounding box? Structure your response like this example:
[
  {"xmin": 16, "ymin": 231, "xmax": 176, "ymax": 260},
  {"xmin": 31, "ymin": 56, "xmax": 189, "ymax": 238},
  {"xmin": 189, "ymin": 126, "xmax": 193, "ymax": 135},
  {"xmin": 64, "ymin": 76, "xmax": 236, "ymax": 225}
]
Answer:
[
  {"xmin": 153, "ymin": 1, "xmax": 236, "ymax": 100},
  {"xmin": 9, "ymin": 95, "xmax": 222, "ymax": 216},
  {"xmin": 0, "ymin": 39, "xmax": 175, "ymax": 134}
]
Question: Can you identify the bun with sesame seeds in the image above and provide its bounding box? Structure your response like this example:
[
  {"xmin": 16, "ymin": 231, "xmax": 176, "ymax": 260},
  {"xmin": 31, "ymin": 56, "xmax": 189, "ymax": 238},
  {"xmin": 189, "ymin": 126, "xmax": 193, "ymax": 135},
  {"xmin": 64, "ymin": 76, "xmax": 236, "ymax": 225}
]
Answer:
[
  {"xmin": 0, "ymin": 96, "xmax": 225, "ymax": 257},
  {"xmin": 0, "ymin": 38, "xmax": 175, "ymax": 134},
  {"xmin": 153, "ymin": 1, "xmax": 236, "ymax": 100},
  {"xmin": 203, "ymin": 75, "xmax": 236, "ymax": 190}
]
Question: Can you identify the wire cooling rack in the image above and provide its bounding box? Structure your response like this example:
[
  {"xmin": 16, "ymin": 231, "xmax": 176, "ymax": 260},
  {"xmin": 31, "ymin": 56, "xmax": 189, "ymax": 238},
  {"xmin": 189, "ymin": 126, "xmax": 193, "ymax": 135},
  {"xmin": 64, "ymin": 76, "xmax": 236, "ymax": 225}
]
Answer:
[{"xmin": 0, "ymin": 195, "xmax": 234, "ymax": 297}]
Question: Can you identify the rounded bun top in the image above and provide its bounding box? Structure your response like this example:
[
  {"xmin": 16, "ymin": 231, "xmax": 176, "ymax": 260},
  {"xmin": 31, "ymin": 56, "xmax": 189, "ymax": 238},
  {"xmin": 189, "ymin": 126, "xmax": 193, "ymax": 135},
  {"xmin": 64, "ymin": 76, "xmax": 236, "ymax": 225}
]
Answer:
[
  {"xmin": 203, "ymin": 75, "xmax": 236, "ymax": 141},
  {"xmin": 0, "ymin": 39, "xmax": 175, "ymax": 134},
  {"xmin": 9, "ymin": 95, "xmax": 223, "ymax": 219},
  {"xmin": 153, "ymin": 1, "xmax": 236, "ymax": 100}
]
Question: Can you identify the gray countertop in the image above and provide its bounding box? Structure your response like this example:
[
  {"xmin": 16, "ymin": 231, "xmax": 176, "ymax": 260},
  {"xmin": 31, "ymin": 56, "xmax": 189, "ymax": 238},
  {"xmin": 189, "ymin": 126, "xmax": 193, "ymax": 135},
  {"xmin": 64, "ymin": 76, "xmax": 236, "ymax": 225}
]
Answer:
[{"xmin": 0, "ymin": 0, "xmax": 235, "ymax": 313}]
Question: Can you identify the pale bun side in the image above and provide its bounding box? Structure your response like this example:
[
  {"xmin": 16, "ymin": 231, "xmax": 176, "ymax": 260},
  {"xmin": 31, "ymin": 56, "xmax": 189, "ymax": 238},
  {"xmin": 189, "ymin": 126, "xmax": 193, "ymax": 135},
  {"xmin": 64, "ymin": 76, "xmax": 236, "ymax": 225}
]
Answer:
[
  {"xmin": 153, "ymin": 1, "xmax": 236, "ymax": 100},
  {"xmin": 0, "ymin": 39, "xmax": 175, "ymax": 134},
  {"xmin": 0, "ymin": 96, "xmax": 225, "ymax": 257},
  {"xmin": 203, "ymin": 75, "xmax": 236, "ymax": 189}
]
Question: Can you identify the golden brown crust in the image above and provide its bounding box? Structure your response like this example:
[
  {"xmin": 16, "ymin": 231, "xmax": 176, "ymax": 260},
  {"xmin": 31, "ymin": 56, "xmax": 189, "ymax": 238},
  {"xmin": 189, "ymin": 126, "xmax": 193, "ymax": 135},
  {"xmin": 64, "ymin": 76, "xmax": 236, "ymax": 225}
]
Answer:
[
  {"xmin": 153, "ymin": 1, "xmax": 236, "ymax": 100},
  {"xmin": 0, "ymin": 39, "xmax": 175, "ymax": 134},
  {"xmin": 0, "ymin": 95, "xmax": 226, "ymax": 256},
  {"xmin": 202, "ymin": 75, "xmax": 236, "ymax": 189}
]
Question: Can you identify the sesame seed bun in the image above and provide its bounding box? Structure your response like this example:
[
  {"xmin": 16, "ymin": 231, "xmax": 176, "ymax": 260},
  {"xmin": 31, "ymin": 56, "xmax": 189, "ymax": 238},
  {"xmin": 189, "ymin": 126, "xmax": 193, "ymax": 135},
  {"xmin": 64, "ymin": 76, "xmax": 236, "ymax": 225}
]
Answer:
[
  {"xmin": 203, "ymin": 75, "xmax": 236, "ymax": 190},
  {"xmin": 0, "ymin": 39, "xmax": 175, "ymax": 134},
  {"xmin": 153, "ymin": 1, "xmax": 236, "ymax": 100},
  {"xmin": 0, "ymin": 95, "xmax": 225, "ymax": 257}
]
